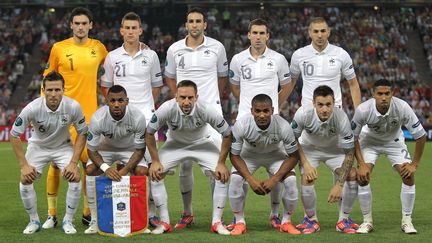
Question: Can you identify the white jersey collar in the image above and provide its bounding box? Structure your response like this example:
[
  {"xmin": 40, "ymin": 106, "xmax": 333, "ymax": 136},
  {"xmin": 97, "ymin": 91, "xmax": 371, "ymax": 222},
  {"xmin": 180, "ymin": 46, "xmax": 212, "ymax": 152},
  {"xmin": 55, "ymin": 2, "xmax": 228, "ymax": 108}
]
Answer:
[
  {"xmin": 183, "ymin": 35, "xmax": 208, "ymax": 49},
  {"xmin": 372, "ymin": 98, "xmax": 393, "ymax": 117},
  {"xmin": 109, "ymin": 106, "xmax": 129, "ymax": 123},
  {"xmin": 120, "ymin": 44, "xmax": 143, "ymax": 58},
  {"xmin": 253, "ymin": 115, "xmax": 274, "ymax": 133},
  {"xmin": 43, "ymin": 97, "xmax": 63, "ymax": 113},
  {"xmin": 309, "ymin": 42, "xmax": 331, "ymax": 55}
]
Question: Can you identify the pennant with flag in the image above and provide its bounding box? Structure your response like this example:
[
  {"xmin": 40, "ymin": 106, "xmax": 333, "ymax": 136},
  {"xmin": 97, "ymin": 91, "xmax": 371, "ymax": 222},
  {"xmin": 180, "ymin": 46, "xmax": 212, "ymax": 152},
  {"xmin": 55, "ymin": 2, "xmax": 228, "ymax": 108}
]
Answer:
[{"xmin": 95, "ymin": 176, "xmax": 148, "ymax": 237}]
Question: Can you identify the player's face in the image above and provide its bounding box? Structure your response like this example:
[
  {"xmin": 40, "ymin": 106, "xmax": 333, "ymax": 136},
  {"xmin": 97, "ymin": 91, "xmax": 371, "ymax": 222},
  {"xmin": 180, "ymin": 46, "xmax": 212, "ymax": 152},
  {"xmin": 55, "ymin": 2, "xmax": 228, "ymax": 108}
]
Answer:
[
  {"xmin": 176, "ymin": 86, "xmax": 197, "ymax": 115},
  {"xmin": 120, "ymin": 20, "xmax": 142, "ymax": 44},
  {"xmin": 309, "ymin": 22, "xmax": 330, "ymax": 50},
  {"xmin": 314, "ymin": 95, "xmax": 334, "ymax": 121},
  {"xmin": 251, "ymin": 101, "xmax": 273, "ymax": 129},
  {"xmin": 186, "ymin": 12, "xmax": 206, "ymax": 39},
  {"xmin": 107, "ymin": 92, "xmax": 129, "ymax": 120},
  {"xmin": 70, "ymin": 15, "xmax": 93, "ymax": 40},
  {"xmin": 373, "ymin": 86, "xmax": 393, "ymax": 114},
  {"xmin": 248, "ymin": 25, "xmax": 269, "ymax": 50},
  {"xmin": 43, "ymin": 80, "xmax": 64, "ymax": 110}
]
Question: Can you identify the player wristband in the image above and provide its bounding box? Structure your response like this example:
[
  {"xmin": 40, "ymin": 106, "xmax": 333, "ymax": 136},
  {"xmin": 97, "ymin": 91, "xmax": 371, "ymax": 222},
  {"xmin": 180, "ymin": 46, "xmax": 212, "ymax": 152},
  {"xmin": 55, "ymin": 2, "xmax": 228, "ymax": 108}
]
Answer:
[{"xmin": 100, "ymin": 163, "xmax": 110, "ymax": 172}]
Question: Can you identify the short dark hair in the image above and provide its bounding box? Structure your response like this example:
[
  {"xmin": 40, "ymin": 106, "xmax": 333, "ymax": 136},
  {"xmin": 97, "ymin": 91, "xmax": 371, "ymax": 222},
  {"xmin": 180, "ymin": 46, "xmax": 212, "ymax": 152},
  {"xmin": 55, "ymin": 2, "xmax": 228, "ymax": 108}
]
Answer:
[
  {"xmin": 69, "ymin": 7, "xmax": 93, "ymax": 23},
  {"xmin": 248, "ymin": 18, "xmax": 269, "ymax": 33},
  {"xmin": 177, "ymin": 80, "xmax": 197, "ymax": 93},
  {"xmin": 374, "ymin": 79, "xmax": 392, "ymax": 89},
  {"xmin": 43, "ymin": 71, "xmax": 65, "ymax": 89},
  {"xmin": 186, "ymin": 7, "xmax": 206, "ymax": 22},
  {"xmin": 252, "ymin": 94, "xmax": 272, "ymax": 106},
  {"xmin": 121, "ymin": 12, "xmax": 141, "ymax": 27},
  {"xmin": 108, "ymin": 85, "xmax": 127, "ymax": 96},
  {"xmin": 313, "ymin": 85, "xmax": 334, "ymax": 100},
  {"xmin": 308, "ymin": 17, "xmax": 328, "ymax": 30}
]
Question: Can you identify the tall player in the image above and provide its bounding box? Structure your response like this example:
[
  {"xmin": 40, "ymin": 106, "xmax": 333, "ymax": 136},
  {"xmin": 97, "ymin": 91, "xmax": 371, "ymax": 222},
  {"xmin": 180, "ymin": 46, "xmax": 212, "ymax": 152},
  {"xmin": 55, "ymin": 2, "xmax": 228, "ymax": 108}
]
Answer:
[
  {"xmin": 229, "ymin": 18, "xmax": 293, "ymax": 229},
  {"xmin": 229, "ymin": 94, "xmax": 299, "ymax": 235},
  {"xmin": 288, "ymin": 17, "xmax": 361, "ymax": 230},
  {"xmin": 164, "ymin": 7, "xmax": 228, "ymax": 229},
  {"xmin": 11, "ymin": 71, "xmax": 87, "ymax": 234},
  {"xmin": 42, "ymin": 7, "xmax": 108, "ymax": 228},
  {"xmin": 289, "ymin": 17, "xmax": 361, "ymax": 109},
  {"xmin": 100, "ymin": 11, "xmax": 162, "ymax": 228},
  {"xmin": 292, "ymin": 85, "xmax": 357, "ymax": 234},
  {"xmin": 352, "ymin": 79, "xmax": 426, "ymax": 234}
]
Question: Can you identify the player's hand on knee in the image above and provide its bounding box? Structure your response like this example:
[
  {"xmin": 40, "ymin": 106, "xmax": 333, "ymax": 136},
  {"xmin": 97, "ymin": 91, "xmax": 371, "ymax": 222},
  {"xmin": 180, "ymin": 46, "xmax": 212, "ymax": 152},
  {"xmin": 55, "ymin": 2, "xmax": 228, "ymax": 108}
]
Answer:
[
  {"xmin": 327, "ymin": 184, "xmax": 343, "ymax": 203},
  {"xmin": 21, "ymin": 164, "xmax": 37, "ymax": 183},
  {"xmin": 214, "ymin": 163, "xmax": 230, "ymax": 183},
  {"xmin": 400, "ymin": 163, "xmax": 416, "ymax": 179},
  {"xmin": 357, "ymin": 164, "xmax": 371, "ymax": 184},
  {"xmin": 262, "ymin": 178, "xmax": 277, "ymax": 194},
  {"xmin": 106, "ymin": 167, "xmax": 122, "ymax": 181},
  {"xmin": 62, "ymin": 162, "xmax": 80, "ymax": 182},
  {"xmin": 248, "ymin": 178, "xmax": 267, "ymax": 195},
  {"xmin": 149, "ymin": 162, "xmax": 164, "ymax": 181},
  {"xmin": 303, "ymin": 165, "xmax": 317, "ymax": 183}
]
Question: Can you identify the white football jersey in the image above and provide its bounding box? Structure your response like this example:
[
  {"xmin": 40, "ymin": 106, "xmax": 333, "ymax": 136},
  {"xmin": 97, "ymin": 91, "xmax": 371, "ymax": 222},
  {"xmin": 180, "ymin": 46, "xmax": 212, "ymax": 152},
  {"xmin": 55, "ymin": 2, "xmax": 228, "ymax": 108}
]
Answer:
[
  {"xmin": 147, "ymin": 99, "xmax": 230, "ymax": 144},
  {"xmin": 290, "ymin": 43, "xmax": 356, "ymax": 109},
  {"xmin": 164, "ymin": 36, "xmax": 228, "ymax": 114},
  {"xmin": 352, "ymin": 97, "xmax": 426, "ymax": 145},
  {"xmin": 11, "ymin": 96, "xmax": 87, "ymax": 148},
  {"xmin": 292, "ymin": 106, "xmax": 354, "ymax": 149},
  {"xmin": 229, "ymin": 47, "xmax": 291, "ymax": 119},
  {"xmin": 101, "ymin": 45, "xmax": 162, "ymax": 122},
  {"xmin": 231, "ymin": 114, "xmax": 298, "ymax": 155},
  {"xmin": 87, "ymin": 105, "xmax": 146, "ymax": 152}
]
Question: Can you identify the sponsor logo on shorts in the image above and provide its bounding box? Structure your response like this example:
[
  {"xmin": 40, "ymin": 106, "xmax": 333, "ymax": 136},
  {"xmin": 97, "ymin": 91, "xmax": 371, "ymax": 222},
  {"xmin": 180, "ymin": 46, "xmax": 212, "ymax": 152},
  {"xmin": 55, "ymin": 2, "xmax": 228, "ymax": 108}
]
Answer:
[
  {"xmin": 79, "ymin": 118, "xmax": 85, "ymax": 124},
  {"xmin": 155, "ymin": 72, "xmax": 162, "ymax": 77},
  {"xmin": 223, "ymin": 61, "xmax": 228, "ymax": 66},
  {"xmin": 14, "ymin": 117, "xmax": 23, "ymax": 126},
  {"xmin": 228, "ymin": 69, "xmax": 234, "ymax": 78},
  {"xmin": 412, "ymin": 120, "xmax": 420, "ymax": 128},
  {"xmin": 284, "ymin": 72, "xmax": 290, "ymax": 78},
  {"xmin": 344, "ymin": 134, "xmax": 353, "ymax": 140},
  {"xmin": 87, "ymin": 132, "xmax": 93, "ymax": 141}
]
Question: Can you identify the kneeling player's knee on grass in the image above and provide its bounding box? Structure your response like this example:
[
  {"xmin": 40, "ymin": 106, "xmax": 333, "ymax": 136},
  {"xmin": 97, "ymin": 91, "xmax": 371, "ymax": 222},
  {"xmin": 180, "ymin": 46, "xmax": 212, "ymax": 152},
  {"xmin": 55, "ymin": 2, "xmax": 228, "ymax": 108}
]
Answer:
[{"xmin": 134, "ymin": 166, "xmax": 148, "ymax": 176}]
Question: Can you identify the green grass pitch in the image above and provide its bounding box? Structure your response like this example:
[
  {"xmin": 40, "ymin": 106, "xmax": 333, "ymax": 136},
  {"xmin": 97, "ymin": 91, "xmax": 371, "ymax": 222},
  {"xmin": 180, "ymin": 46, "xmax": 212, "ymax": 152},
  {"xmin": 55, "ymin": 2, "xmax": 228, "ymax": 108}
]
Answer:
[{"xmin": 0, "ymin": 142, "xmax": 431, "ymax": 242}]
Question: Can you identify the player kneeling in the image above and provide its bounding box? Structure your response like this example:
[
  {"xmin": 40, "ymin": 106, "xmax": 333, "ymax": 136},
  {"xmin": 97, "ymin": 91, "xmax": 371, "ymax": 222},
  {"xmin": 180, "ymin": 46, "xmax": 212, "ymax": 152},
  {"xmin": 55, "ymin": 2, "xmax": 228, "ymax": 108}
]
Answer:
[
  {"xmin": 228, "ymin": 94, "xmax": 300, "ymax": 235},
  {"xmin": 84, "ymin": 85, "xmax": 148, "ymax": 234},
  {"xmin": 11, "ymin": 71, "xmax": 86, "ymax": 235}
]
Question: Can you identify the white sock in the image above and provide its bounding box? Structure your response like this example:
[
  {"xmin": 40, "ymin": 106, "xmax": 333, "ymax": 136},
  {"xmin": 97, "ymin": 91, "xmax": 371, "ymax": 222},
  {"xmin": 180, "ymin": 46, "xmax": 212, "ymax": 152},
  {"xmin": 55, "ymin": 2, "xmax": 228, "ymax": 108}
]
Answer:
[
  {"xmin": 270, "ymin": 180, "xmax": 282, "ymax": 217},
  {"xmin": 301, "ymin": 184, "xmax": 317, "ymax": 220},
  {"xmin": 358, "ymin": 184, "xmax": 373, "ymax": 223},
  {"xmin": 179, "ymin": 161, "xmax": 193, "ymax": 215},
  {"xmin": 209, "ymin": 176, "xmax": 216, "ymax": 196},
  {"xmin": 229, "ymin": 173, "xmax": 246, "ymax": 224},
  {"xmin": 339, "ymin": 181, "xmax": 358, "ymax": 221},
  {"xmin": 86, "ymin": 176, "xmax": 97, "ymax": 222},
  {"xmin": 151, "ymin": 179, "xmax": 169, "ymax": 224},
  {"xmin": 19, "ymin": 182, "xmax": 39, "ymax": 222},
  {"xmin": 401, "ymin": 183, "xmax": 415, "ymax": 217},
  {"xmin": 64, "ymin": 181, "xmax": 81, "ymax": 222},
  {"xmin": 212, "ymin": 179, "xmax": 227, "ymax": 224},
  {"xmin": 281, "ymin": 176, "xmax": 298, "ymax": 224},
  {"xmin": 148, "ymin": 179, "xmax": 156, "ymax": 218}
]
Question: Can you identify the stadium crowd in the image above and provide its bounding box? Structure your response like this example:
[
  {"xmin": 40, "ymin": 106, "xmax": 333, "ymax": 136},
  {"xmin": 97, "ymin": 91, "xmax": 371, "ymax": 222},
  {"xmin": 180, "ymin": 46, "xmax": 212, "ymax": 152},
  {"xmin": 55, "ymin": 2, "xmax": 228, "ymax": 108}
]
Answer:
[{"xmin": 1, "ymin": 6, "xmax": 431, "ymax": 126}]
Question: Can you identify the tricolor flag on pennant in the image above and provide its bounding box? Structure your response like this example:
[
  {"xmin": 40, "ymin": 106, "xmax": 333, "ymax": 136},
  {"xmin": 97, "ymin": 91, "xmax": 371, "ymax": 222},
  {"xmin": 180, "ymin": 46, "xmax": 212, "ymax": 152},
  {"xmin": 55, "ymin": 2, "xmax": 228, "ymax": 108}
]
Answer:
[{"xmin": 95, "ymin": 176, "xmax": 148, "ymax": 237}]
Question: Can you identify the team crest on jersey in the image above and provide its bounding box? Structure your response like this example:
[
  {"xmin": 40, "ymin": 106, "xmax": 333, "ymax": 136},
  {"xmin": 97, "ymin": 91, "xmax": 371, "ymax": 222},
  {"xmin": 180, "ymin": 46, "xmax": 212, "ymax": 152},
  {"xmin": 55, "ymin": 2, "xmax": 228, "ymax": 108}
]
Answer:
[
  {"xmin": 203, "ymin": 49, "xmax": 211, "ymax": 57},
  {"xmin": 90, "ymin": 48, "xmax": 97, "ymax": 57},
  {"xmin": 390, "ymin": 119, "xmax": 398, "ymax": 127},
  {"xmin": 142, "ymin": 56, "xmax": 149, "ymax": 66},
  {"xmin": 15, "ymin": 117, "xmax": 23, "ymax": 126},
  {"xmin": 60, "ymin": 115, "xmax": 69, "ymax": 126},
  {"xmin": 329, "ymin": 58, "xmax": 336, "ymax": 67},
  {"xmin": 266, "ymin": 60, "xmax": 275, "ymax": 70}
]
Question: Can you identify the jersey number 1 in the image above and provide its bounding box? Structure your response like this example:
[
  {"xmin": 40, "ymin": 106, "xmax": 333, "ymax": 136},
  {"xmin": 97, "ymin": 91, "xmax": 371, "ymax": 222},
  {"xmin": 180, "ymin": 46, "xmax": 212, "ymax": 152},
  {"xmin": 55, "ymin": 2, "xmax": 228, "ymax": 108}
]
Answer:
[{"xmin": 68, "ymin": 58, "xmax": 74, "ymax": 71}]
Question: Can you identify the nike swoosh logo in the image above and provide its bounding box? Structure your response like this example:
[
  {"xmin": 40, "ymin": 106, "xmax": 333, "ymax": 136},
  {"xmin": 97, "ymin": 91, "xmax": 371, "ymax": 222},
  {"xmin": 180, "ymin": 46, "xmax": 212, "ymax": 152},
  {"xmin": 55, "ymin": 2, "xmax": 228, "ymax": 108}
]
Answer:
[
  {"xmin": 177, "ymin": 53, "xmax": 184, "ymax": 56},
  {"xmin": 115, "ymin": 61, "xmax": 122, "ymax": 65},
  {"xmin": 66, "ymin": 54, "xmax": 73, "ymax": 57},
  {"xmin": 67, "ymin": 205, "xmax": 75, "ymax": 210},
  {"xmin": 241, "ymin": 65, "xmax": 247, "ymax": 68},
  {"xmin": 37, "ymin": 121, "xmax": 44, "ymax": 124}
]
